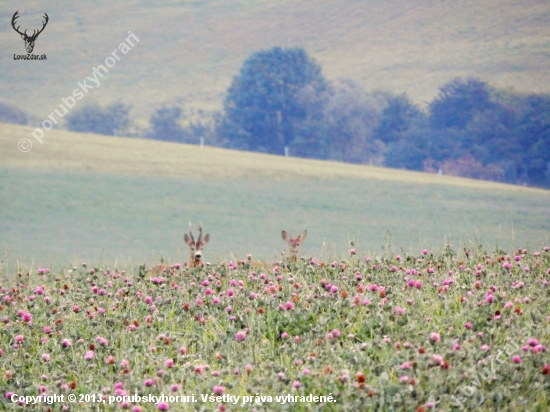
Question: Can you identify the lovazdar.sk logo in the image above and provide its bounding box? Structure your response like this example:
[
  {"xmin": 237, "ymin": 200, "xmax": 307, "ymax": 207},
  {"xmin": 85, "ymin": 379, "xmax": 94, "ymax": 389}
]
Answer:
[{"xmin": 12, "ymin": 10, "xmax": 48, "ymax": 60}]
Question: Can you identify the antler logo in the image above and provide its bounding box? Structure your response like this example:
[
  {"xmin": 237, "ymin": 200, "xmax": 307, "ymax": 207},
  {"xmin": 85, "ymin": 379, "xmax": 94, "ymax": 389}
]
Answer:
[{"xmin": 12, "ymin": 10, "xmax": 49, "ymax": 54}]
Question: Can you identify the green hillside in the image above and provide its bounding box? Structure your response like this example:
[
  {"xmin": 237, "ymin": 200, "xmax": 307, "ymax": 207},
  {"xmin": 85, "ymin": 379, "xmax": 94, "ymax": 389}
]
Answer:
[
  {"xmin": 1, "ymin": 0, "xmax": 549, "ymax": 124},
  {"xmin": 1, "ymin": 123, "xmax": 549, "ymax": 266}
]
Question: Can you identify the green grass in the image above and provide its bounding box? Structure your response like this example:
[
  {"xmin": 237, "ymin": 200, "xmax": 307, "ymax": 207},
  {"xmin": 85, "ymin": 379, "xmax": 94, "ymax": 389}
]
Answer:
[
  {"xmin": 1, "ymin": 0, "xmax": 550, "ymax": 123},
  {"xmin": 1, "ymin": 123, "xmax": 549, "ymax": 266}
]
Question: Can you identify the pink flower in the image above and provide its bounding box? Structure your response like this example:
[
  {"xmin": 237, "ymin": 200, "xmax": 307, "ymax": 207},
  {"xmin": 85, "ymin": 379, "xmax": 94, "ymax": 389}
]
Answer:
[
  {"xmin": 213, "ymin": 386, "xmax": 225, "ymax": 395},
  {"xmin": 144, "ymin": 379, "xmax": 153, "ymax": 387},
  {"xmin": 15, "ymin": 335, "xmax": 24, "ymax": 343},
  {"xmin": 235, "ymin": 331, "xmax": 246, "ymax": 342},
  {"xmin": 96, "ymin": 337, "xmax": 109, "ymax": 346},
  {"xmin": 512, "ymin": 355, "xmax": 522, "ymax": 363},
  {"xmin": 165, "ymin": 359, "xmax": 174, "ymax": 368},
  {"xmin": 293, "ymin": 380, "xmax": 301, "ymax": 388},
  {"xmin": 179, "ymin": 346, "xmax": 187, "ymax": 355},
  {"xmin": 400, "ymin": 362, "xmax": 411, "ymax": 370},
  {"xmin": 533, "ymin": 345, "xmax": 546, "ymax": 354},
  {"xmin": 481, "ymin": 345, "xmax": 490, "ymax": 351},
  {"xmin": 157, "ymin": 402, "xmax": 169, "ymax": 411},
  {"xmin": 285, "ymin": 301, "xmax": 294, "ymax": 310},
  {"xmin": 465, "ymin": 322, "xmax": 472, "ymax": 329},
  {"xmin": 332, "ymin": 329, "xmax": 341, "ymax": 338},
  {"xmin": 84, "ymin": 351, "xmax": 95, "ymax": 360},
  {"xmin": 430, "ymin": 333, "xmax": 441, "ymax": 343},
  {"xmin": 399, "ymin": 375, "xmax": 409, "ymax": 383},
  {"xmin": 42, "ymin": 353, "xmax": 51, "ymax": 362}
]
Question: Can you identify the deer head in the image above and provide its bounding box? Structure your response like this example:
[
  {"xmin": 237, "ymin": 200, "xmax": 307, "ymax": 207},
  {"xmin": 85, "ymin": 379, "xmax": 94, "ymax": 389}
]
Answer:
[
  {"xmin": 282, "ymin": 230, "xmax": 307, "ymax": 261},
  {"xmin": 183, "ymin": 223, "xmax": 210, "ymax": 268},
  {"xmin": 12, "ymin": 11, "xmax": 49, "ymax": 54}
]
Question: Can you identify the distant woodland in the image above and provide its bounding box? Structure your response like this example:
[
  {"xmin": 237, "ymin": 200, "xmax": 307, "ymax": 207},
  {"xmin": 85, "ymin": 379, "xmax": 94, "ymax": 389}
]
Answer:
[{"xmin": 3, "ymin": 47, "xmax": 549, "ymax": 188}]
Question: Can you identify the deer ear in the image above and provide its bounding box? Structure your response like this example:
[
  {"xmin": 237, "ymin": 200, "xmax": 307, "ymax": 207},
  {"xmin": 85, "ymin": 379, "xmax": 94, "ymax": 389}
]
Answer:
[
  {"xmin": 282, "ymin": 231, "xmax": 290, "ymax": 242},
  {"xmin": 201, "ymin": 234, "xmax": 210, "ymax": 246},
  {"xmin": 183, "ymin": 234, "xmax": 193, "ymax": 246},
  {"xmin": 299, "ymin": 230, "xmax": 307, "ymax": 241}
]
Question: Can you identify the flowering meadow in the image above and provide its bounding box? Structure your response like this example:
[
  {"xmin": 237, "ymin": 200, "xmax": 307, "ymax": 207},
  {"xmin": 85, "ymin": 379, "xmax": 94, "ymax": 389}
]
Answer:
[{"xmin": 1, "ymin": 245, "xmax": 549, "ymax": 411}]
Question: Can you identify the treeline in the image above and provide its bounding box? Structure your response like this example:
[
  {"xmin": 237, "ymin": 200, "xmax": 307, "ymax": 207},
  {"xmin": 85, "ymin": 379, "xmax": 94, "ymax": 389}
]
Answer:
[
  {"xmin": 215, "ymin": 47, "xmax": 550, "ymax": 188},
  {"xmin": 2, "ymin": 47, "xmax": 549, "ymax": 188}
]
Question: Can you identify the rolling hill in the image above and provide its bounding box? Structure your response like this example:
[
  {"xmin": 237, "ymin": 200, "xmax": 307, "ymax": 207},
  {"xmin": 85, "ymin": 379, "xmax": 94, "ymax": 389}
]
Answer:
[
  {"xmin": 1, "ymin": 123, "xmax": 549, "ymax": 267},
  {"xmin": 1, "ymin": 0, "xmax": 549, "ymax": 125}
]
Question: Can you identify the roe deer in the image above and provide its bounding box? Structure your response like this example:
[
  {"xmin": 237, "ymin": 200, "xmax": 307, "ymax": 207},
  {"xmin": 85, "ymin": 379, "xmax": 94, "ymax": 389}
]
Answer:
[
  {"xmin": 184, "ymin": 223, "xmax": 210, "ymax": 268},
  {"xmin": 281, "ymin": 230, "xmax": 307, "ymax": 261}
]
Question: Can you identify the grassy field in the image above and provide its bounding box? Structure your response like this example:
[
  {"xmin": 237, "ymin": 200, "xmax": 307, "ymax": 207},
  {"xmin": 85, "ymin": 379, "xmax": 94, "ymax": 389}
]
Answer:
[
  {"xmin": 0, "ymin": 246, "xmax": 549, "ymax": 411},
  {"xmin": 1, "ymin": 0, "xmax": 550, "ymax": 123},
  {"xmin": 1, "ymin": 123, "xmax": 549, "ymax": 268}
]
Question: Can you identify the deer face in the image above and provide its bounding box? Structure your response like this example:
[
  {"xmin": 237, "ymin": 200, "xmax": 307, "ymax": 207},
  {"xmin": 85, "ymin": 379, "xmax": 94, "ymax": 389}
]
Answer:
[
  {"xmin": 12, "ymin": 11, "xmax": 49, "ymax": 54},
  {"xmin": 282, "ymin": 230, "xmax": 307, "ymax": 259},
  {"xmin": 21, "ymin": 34, "xmax": 38, "ymax": 54},
  {"xmin": 184, "ymin": 223, "xmax": 209, "ymax": 267}
]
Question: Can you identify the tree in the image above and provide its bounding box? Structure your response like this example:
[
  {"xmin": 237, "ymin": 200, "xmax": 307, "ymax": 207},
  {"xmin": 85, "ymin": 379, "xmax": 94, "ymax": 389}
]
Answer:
[
  {"xmin": 0, "ymin": 102, "xmax": 29, "ymax": 125},
  {"xmin": 218, "ymin": 47, "xmax": 327, "ymax": 154},
  {"xmin": 374, "ymin": 93, "xmax": 424, "ymax": 144},
  {"xmin": 66, "ymin": 102, "xmax": 130, "ymax": 136},
  {"xmin": 320, "ymin": 80, "xmax": 385, "ymax": 164},
  {"xmin": 429, "ymin": 78, "xmax": 493, "ymax": 129},
  {"xmin": 516, "ymin": 94, "xmax": 550, "ymax": 187},
  {"xmin": 147, "ymin": 105, "xmax": 187, "ymax": 142}
]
